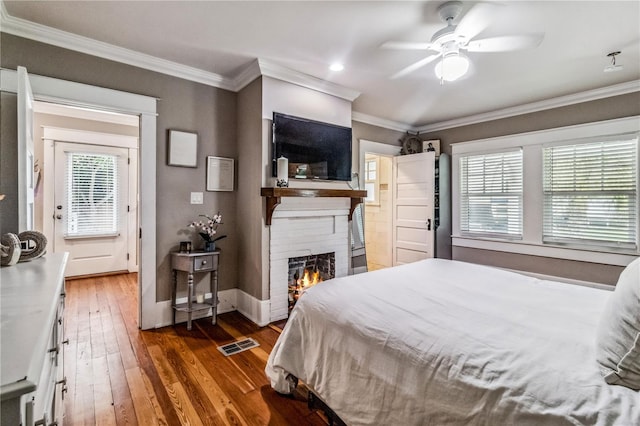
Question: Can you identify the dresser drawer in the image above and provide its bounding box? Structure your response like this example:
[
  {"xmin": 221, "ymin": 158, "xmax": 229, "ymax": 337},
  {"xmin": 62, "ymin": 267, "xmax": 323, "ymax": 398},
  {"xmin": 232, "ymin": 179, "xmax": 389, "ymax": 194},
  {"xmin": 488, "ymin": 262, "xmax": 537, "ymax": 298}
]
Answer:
[
  {"xmin": 194, "ymin": 255, "xmax": 217, "ymax": 271},
  {"xmin": 171, "ymin": 251, "xmax": 219, "ymax": 273}
]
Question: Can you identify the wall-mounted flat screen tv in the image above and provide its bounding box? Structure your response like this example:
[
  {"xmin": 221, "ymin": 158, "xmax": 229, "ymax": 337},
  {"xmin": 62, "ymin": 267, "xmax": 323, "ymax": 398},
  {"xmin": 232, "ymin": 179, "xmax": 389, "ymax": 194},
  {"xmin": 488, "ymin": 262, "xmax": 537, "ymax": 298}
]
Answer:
[{"xmin": 272, "ymin": 112, "xmax": 352, "ymax": 181}]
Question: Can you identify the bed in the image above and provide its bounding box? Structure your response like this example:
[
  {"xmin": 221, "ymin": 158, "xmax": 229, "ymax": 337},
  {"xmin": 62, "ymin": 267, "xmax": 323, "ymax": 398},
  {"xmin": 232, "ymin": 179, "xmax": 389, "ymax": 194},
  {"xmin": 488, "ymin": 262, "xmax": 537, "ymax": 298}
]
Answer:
[{"xmin": 265, "ymin": 258, "xmax": 640, "ymax": 425}]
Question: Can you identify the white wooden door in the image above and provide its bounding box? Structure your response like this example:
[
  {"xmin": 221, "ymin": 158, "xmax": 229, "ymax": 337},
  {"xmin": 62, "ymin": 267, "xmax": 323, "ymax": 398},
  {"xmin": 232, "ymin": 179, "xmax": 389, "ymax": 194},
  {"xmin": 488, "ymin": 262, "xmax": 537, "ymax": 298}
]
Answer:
[
  {"xmin": 54, "ymin": 142, "xmax": 129, "ymax": 277},
  {"xmin": 392, "ymin": 151, "xmax": 435, "ymax": 265},
  {"xmin": 17, "ymin": 66, "xmax": 35, "ymax": 231}
]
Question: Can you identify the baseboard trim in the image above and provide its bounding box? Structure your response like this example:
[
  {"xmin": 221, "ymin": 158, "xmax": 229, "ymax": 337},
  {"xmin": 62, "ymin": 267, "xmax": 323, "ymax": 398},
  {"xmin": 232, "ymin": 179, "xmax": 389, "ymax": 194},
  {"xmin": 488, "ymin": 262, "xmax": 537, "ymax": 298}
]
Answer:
[
  {"xmin": 236, "ymin": 289, "xmax": 271, "ymax": 327},
  {"xmin": 154, "ymin": 288, "xmax": 270, "ymax": 328},
  {"xmin": 217, "ymin": 288, "xmax": 238, "ymax": 314}
]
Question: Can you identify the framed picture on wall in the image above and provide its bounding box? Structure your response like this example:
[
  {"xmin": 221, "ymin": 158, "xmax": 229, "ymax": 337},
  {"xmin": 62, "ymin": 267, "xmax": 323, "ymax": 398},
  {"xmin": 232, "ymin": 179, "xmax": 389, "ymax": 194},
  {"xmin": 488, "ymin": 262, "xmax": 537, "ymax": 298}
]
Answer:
[
  {"xmin": 167, "ymin": 130, "xmax": 198, "ymax": 167},
  {"xmin": 206, "ymin": 156, "xmax": 234, "ymax": 191},
  {"xmin": 423, "ymin": 139, "xmax": 441, "ymax": 157}
]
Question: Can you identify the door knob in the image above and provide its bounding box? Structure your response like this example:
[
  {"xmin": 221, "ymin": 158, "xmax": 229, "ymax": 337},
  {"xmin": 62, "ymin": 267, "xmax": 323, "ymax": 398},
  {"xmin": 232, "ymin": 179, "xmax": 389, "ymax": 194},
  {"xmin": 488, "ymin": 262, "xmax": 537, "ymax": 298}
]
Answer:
[
  {"xmin": 426, "ymin": 219, "xmax": 432, "ymax": 231},
  {"xmin": 56, "ymin": 205, "xmax": 62, "ymax": 209},
  {"xmin": 56, "ymin": 214, "xmax": 63, "ymax": 220}
]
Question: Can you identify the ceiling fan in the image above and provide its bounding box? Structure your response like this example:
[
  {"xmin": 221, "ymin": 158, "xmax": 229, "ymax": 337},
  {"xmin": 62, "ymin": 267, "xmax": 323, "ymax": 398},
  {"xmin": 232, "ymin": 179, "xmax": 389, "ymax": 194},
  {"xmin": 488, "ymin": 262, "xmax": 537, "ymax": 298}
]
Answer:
[{"xmin": 382, "ymin": 1, "xmax": 544, "ymax": 82}]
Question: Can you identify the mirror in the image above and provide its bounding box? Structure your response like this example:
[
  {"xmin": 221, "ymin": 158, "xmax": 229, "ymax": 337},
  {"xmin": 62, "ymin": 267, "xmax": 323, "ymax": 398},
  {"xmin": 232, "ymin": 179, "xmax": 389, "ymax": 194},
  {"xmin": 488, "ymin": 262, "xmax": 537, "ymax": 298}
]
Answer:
[{"xmin": 350, "ymin": 173, "xmax": 368, "ymax": 274}]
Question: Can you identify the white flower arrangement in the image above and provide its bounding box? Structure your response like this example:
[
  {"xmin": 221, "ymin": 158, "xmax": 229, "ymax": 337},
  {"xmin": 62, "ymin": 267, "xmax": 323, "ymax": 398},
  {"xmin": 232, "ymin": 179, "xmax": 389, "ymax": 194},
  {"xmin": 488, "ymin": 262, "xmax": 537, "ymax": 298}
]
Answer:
[{"xmin": 188, "ymin": 213, "xmax": 225, "ymax": 242}]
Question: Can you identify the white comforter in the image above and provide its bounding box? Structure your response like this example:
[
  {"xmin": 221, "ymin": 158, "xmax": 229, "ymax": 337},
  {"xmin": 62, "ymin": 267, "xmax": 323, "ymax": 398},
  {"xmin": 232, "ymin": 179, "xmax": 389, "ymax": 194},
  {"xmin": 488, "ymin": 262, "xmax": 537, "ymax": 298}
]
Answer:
[{"xmin": 266, "ymin": 259, "xmax": 640, "ymax": 425}]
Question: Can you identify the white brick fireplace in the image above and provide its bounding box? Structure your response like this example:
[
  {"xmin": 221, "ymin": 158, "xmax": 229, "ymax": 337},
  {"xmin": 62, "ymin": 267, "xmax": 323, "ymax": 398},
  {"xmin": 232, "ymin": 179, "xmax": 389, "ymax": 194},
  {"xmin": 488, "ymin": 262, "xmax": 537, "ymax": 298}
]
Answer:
[{"xmin": 268, "ymin": 197, "xmax": 350, "ymax": 321}]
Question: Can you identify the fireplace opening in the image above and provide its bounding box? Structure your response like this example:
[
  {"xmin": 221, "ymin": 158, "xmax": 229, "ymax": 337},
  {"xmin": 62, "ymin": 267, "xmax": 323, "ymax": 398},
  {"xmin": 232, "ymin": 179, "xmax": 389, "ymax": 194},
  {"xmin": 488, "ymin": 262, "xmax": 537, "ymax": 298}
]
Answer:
[{"xmin": 288, "ymin": 252, "xmax": 335, "ymax": 313}]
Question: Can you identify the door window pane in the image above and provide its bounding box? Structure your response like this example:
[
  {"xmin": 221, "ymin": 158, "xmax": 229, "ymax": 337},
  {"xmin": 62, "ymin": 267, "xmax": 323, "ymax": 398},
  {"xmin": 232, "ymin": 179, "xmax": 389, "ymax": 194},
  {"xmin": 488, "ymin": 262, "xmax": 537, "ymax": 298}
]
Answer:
[
  {"xmin": 65, "ymin": 152, "xmax": 119, "ymax": 237},
  {"xmin": 365, "ymin": 158, "xmax": 379, "ymax": 204}
]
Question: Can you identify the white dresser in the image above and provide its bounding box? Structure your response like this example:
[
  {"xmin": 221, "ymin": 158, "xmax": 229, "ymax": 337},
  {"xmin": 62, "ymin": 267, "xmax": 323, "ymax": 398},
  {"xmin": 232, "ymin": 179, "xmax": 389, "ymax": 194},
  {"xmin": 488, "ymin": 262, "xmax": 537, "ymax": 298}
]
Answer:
[{"xmin": 1, "ymin": 253, "xmax": 68, "ymax": 426}]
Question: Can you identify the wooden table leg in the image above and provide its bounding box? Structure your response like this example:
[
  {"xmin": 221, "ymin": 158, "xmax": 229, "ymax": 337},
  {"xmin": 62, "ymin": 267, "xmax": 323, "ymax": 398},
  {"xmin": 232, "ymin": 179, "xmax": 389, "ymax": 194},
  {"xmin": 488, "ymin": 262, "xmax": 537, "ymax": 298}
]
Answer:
[
  {"xmin": 211, "ymin": 269, "xmax": 218, "ymax": 325},
  {"xmin": 187, "ymin": 272, "xmax": 194, "ymax": 331},
  {"xmin": 172, "ymin": 269, "xmax": 177, "ymax": 326}
]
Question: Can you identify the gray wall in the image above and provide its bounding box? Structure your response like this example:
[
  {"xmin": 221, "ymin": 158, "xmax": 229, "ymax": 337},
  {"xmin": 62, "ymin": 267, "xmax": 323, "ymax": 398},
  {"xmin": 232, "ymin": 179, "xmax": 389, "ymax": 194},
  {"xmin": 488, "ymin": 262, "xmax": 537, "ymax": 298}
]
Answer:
[
  {"xmin": 352, "ymin": 121, "xmax": 406, "ymax": 148},
  {"xmin": 420, "ymin": 91, "xmax": 640, "ymax": 285},
  {"xmin": 0, "ymin": 33, "xmax": 238, "ymax": 300},
  {"xmin": 236, "ymin": 77, "xmax": 264, "ymax": 300},
  {"xmin": 351, "ymin": 120, "xmax": 404, "ymax": 174}
]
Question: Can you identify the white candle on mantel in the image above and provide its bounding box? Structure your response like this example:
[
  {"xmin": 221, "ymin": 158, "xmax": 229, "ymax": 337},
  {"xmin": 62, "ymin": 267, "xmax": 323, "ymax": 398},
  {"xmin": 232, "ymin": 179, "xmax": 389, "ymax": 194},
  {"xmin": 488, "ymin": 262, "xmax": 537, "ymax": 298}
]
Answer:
[{"xmin": 277, "ymin": 156, "xmax": 288, "ymax": 184}]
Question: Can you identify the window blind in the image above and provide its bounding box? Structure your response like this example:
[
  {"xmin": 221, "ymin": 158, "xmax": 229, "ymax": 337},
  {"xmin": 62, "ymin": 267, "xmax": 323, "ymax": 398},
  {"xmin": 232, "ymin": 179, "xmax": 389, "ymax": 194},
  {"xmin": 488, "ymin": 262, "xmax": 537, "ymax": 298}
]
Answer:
[
  {"xmin": 65, "ymin": 152, "xmax": 119, "ymax": 237},
  {"xmin": 459, "ymin": 150, "xmax": 523, "ymax": 238},
  {"xmin": 543, "ymin": 137, "xmax": 638, "ymax": 249}
]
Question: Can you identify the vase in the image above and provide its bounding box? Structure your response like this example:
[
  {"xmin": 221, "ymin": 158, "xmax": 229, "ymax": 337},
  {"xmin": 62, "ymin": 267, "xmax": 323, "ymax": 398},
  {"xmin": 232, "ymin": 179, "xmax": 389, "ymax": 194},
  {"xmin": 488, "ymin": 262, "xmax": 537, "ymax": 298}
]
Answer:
[{"xmin": 203, "ymin": 241, "xmax": 216, "ymax": 252}]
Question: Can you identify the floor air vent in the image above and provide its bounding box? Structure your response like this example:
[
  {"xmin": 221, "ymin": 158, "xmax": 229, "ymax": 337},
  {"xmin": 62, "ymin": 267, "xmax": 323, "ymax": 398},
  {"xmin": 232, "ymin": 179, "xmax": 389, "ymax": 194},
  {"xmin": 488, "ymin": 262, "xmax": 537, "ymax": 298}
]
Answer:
[{"xmin": 217, "ymin": 338, "xmax": 260, "ymax": 356}]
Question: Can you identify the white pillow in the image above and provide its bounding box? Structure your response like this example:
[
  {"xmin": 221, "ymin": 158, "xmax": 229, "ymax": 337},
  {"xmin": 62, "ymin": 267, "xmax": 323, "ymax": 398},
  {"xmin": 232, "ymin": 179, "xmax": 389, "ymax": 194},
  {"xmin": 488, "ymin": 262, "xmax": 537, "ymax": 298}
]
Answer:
[{"xmin": 595, "ymin": 257, "xmax": 640, "ymax": 390}]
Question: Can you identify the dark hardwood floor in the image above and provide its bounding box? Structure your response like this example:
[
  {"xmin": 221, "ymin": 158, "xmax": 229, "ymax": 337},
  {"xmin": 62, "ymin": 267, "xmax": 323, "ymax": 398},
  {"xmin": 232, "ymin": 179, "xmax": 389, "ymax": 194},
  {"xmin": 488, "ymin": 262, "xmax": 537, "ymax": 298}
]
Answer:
[{"xmin": 64, "ymin": 273, "xmax": 327, "ymax": 425}]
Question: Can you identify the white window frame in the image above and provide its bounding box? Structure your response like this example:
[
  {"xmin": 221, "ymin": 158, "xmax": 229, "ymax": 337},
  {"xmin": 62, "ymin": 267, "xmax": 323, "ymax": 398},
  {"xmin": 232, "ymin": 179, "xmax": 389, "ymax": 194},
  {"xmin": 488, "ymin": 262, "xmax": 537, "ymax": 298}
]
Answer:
[
  {"xmin": 452, "ymin": 116, "xmax": 640, "ymax": 266},
  {"xmin": 364, "ymin": 156, "xmax": 380, "ymax": 205}
]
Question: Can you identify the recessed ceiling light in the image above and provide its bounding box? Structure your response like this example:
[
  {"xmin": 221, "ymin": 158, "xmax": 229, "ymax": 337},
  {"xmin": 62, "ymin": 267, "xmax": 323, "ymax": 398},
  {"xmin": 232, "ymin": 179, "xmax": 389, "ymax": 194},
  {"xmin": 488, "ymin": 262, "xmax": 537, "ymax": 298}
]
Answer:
[{"xmin": 329, "ymin": 63, "xmax": 344, "ymax": 72}]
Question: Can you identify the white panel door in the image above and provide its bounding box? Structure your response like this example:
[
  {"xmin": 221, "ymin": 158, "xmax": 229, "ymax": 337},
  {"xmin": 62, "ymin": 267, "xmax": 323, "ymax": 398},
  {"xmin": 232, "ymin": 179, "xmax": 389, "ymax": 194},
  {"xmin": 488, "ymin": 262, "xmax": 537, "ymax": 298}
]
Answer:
[
  {"xmin": 392, "ymin": 151, "xmax": 435, "ymax": 265},
  {"xmin": 54, "ymin": 141, "xmax": 129, "ymax": 277},
  {"xmin": 17, "ymin": 66, "xmax": 35, "ymax": 231}
]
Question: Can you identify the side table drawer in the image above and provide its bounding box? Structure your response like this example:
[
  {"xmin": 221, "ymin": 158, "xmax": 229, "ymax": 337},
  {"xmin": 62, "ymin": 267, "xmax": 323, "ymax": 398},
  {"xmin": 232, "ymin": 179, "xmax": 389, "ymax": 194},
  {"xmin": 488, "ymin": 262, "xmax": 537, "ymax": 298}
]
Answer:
[{"xmin": 194, "ymin": 255, "xmax": 217, "ymax": 271}]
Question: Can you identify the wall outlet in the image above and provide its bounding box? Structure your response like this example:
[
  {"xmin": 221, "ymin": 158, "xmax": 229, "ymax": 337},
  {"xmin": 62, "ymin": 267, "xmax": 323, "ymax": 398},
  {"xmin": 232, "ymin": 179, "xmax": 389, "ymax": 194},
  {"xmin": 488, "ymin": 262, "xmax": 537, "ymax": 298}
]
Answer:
[{"xmin": 190, "ymin": 192, "xmax": 203, "ymax": 204}]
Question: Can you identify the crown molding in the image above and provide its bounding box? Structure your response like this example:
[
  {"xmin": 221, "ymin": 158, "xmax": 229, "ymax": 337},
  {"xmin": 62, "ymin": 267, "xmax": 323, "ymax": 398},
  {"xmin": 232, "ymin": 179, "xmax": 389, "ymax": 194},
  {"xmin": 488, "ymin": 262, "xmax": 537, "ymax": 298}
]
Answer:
[
  {"xmin": 351, "ymin": 111, "xmax": 412, "ymax": 133},
  {"xmin": 2, "ymin": 2, "xmax": 635, "ymax": 132},
  {"xmin": 415, "ymin": 80, "xmax": 640, "ymax": 133},
  {"xmin": 0, "ymin": 5, "xmax": 360, "ymax": 102},
  {"xmin": 231, "ymin": 60, "xmax": 263, "ymax": 91},
  {"xmin": 0, "ymin": 8, "xmax": 235, "ymax": 90},
  {"xmin": 229, "ymin": 59, "xmax": 361, "ymax": 102},
  {"xmin": 354, "ymin": 78, "xmax": 640, "ymax": 133},
  {"xmin": 0, "ymin": 1, "xmax": 8, "ymax": 20},
  {"xmin": 255, "ymin": 59, "xmax": 361, "ymax": 102},
  {"xmin": 354, "ymin": 80, "xmax": 640, "ymax": 134}
]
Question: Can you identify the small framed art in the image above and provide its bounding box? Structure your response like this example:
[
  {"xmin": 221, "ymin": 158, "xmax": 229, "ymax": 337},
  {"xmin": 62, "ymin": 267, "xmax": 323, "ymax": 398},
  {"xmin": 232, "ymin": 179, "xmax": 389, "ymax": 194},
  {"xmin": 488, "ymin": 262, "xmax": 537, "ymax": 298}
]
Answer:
[
  {"xmin": 423, "ymin": 139, "xmax": 441, "ymax": 157},
  {"xmin": 168, "ymin": 130, "xmax": 198, "ymax": 167},
  {"xmin": 206, "ymin": 156, "xmax": 234, "ymax": 191}
]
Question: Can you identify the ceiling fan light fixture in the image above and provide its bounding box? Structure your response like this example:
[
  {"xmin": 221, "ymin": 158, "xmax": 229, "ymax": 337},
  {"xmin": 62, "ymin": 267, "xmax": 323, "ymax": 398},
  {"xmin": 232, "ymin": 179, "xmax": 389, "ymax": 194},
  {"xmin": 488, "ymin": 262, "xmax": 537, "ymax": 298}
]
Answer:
[{"xmin": 434, "ymin": 52, "xmax": 470, "ymax": 82}]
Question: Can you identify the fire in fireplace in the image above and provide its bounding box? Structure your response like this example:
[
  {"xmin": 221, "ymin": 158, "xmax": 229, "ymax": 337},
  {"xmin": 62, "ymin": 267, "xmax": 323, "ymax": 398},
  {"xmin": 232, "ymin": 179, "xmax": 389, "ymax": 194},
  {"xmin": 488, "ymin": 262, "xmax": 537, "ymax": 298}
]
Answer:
[{"xmin": 288, "ymin": 252, "xmax": 335, "ymax": 312}]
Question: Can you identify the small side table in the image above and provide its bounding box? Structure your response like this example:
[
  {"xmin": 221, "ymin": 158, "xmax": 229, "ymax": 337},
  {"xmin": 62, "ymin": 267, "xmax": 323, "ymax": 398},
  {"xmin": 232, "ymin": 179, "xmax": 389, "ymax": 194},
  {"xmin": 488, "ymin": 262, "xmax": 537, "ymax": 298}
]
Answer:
[{"xmin": 170, "ymin": 250, "xmax": 220, "ymax": 330}]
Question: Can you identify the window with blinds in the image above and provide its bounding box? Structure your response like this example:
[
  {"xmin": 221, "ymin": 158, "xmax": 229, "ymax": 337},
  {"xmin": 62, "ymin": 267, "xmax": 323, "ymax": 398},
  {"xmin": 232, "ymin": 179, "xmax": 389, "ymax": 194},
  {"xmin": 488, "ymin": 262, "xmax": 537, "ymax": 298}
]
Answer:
[
  {"xmin": 543, "ymin": 136, "xmax": 638, "ymax": 250},
  {"xmin": 364, "ymin": 157, "xmax": 379, "ymax": 204},
  {"xmin": 459, "ymin": 150, "xmax": 523, "ymax": 238},
  {"xmin": 65, "ymin": 152, "xmax": 119, "ymax": 237}
]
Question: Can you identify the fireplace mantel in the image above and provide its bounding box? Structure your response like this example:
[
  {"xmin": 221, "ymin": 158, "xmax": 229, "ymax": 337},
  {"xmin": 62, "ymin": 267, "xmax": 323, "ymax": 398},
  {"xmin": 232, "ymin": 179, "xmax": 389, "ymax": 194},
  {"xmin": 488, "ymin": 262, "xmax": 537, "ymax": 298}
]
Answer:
[{"xmin": 261, "ymin": 187, "xmax": 367, "ymax": 225}]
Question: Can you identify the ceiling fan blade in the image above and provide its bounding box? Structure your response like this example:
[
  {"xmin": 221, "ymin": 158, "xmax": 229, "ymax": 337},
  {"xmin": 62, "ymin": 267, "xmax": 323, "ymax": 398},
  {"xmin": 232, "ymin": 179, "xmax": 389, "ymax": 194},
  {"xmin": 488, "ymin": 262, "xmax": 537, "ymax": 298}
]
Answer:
[
  {"xmin": 380, "ymin": 41, "xmax": 436, "ymax": 51},
  {"xmin": 454, "ymin": 2, "xmax": 499, "ymax": 41},
  {"xmin": 390, "ymin": 54, "xmax": 440, "ymax": 79},
  {"xmin": 466, "ymin": 34, "xmax": 544, "ymax": 52}
]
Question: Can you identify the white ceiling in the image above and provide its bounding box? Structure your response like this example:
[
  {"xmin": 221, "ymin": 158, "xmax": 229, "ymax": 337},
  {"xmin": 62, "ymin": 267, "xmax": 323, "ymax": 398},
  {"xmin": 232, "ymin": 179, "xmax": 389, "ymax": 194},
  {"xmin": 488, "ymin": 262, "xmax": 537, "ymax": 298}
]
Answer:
[{"xmin": 3, "ymin": 1, "xmax": 640, "ymax": 130}]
